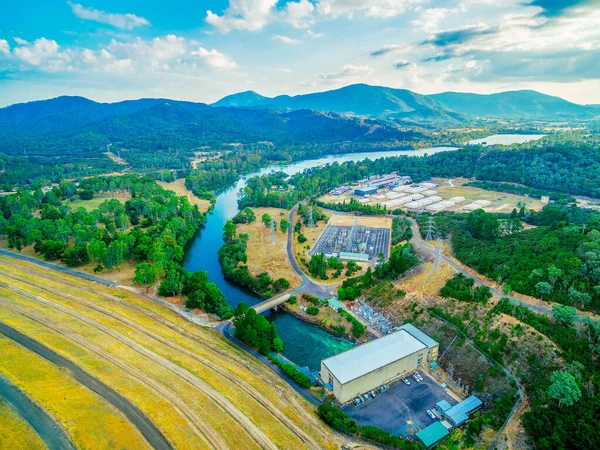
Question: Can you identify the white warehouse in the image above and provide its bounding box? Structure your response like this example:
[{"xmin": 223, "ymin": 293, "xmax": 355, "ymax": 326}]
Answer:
[{"xmin": 320, "ymin": 324, "xmax": 439, "ymax": 403}]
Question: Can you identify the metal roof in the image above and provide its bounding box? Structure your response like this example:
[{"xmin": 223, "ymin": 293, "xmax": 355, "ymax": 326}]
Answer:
[
  {"xmin": 435, "ymin": 400, "xmax": 452, "ymax": 412},
  {"xmin": 400, "ymin": 323, "xmax": 439, "ymax": 349},
  {"xmin": 322, "ymin": 330, "xmax": 426, "ymax": 384},
  {"xmin": 444, "ymin": 396, "xmax": 482, "ymax": 426},
  {"xmin": 416, "ymin": 421, "xmax": 449, "ymax": 448}
]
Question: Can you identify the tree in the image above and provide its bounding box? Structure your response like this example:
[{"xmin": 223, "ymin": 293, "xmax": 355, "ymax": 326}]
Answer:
[
  {"xmin": 552, "ymin": 304, "xmax": 577, "ymax": 325},
  {"xmin": 133, "ymin": 262, "xmax": 158, "ymax": 290},
  {"xmin": 535, "ymin": 281, "xmax": 552, "ymax": 300},
  {"xmin": 547, "ymin": 370, "xmax": 581, "ymax": 407},
  {"xmin": 159, "ymin": 269, "xmax": 185, "ymax": 298},
  {"xmin": 61, "ymin": 246, "xmax": 90, "ymax": 267},
  {"xmin": 261, "ymin": 213, "xmax": 272, "ymax": 227},
  {"xmin": 279, "ymin": 218, "xmax": 290, "ymax": 233},
  {"xmin": 88, "ymin": 239, "xmax": 107, "ymax": 263},
  {"xmin": 104, "ymin": 240, "xmax": 125, "ymax": 271}
]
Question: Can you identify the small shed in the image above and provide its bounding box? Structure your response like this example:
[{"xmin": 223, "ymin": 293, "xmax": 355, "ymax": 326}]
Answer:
[{"xmin": 416, "ymin": 422, "xmax": 450, "ymax": 449}]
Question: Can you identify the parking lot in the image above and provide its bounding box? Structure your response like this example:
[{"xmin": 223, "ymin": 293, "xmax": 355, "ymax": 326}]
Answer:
[{"xmin": 342, "ymin": 373, "xmax": 457, "ymax": 437}]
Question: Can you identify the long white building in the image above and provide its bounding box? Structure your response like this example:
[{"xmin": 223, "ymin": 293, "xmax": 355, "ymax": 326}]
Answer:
[{"xmin": 320, "ymin": 324, "xmax": 439, "ymax": 403}]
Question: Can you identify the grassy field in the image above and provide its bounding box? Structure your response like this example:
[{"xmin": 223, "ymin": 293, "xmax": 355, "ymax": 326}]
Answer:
[
  {"xmin": 158, "ymin": 179, "xmax": 212, "ymax": 212},
  {"xmin": 68, "ymin": 191, "xmax": 131, "ymax": 211},
  {"xmin": 0, "ymin": 334, "xmax": 150, "ymax": 450},
  {"xmin": 0, "ymin": 397, "xmax": 46, "ymax": 450},
  {"xmin": 0, "ymin": 255, "xmax": 342, "ymax": 450},
  {"xmin": 237, "ymin": 207, "xmax": 301, "ymax": 289}
]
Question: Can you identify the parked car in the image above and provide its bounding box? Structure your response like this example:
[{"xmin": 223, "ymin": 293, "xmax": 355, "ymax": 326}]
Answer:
[
  {"xmin": 427, "ymin": 410, "xmax": 436, "ymax": 419},
  {"xmin": 402, "ymin": 377, "xmax": 411, "ymax": 385},
  {"xmin": 412, "ymin": 374, "xmax": 420, "ymax": 382}
]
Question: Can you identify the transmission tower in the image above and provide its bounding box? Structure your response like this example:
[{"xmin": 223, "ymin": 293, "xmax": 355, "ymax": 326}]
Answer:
[
  {"xmin": 269, "ymin": 218, "xmax": 279, "ymax": 243},
  {"xmin": 420, "ymin": 236, "xmax": 443, "ymax": 291},
  {"xmin": 425, "ymin": 216, "xmax": 435, "ymax": 241},
  {"xmin": 307, "ymin": 206, "xmax": 316, "ymax": 228}
]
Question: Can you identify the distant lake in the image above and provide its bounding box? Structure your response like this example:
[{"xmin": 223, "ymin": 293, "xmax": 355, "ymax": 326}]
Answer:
[{"xmin": 468, "ymin": 134, "xmax": 546, "ymax": 146}]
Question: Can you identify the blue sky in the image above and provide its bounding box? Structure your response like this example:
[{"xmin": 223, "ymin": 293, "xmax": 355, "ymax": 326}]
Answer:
[{"xmin": 0, "ymin": 0, "xmax": 598, "ymax": 106}]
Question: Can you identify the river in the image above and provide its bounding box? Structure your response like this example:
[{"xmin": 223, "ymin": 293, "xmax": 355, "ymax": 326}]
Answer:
[{"xmin": 183, "ymin": 146, "xmax": 460, "ymax": 370}]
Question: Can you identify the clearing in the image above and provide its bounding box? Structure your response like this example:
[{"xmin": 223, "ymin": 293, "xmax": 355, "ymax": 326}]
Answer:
[
  {"xmin": 236, "ymin": 207, "xmax": 301, "ymax": 289},
  {"xmin": 158, "ymin": 179, "xmax": 212, "ymax": 212}
]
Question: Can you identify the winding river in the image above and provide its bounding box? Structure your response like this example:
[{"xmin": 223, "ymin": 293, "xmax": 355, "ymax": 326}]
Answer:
[{"xmin": 183, "ymin": 146, "xmax": 459, "ymax": 370}]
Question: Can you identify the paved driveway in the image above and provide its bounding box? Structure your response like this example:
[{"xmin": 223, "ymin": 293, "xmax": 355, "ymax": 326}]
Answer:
[{"xmin": 342, "ymin": 373, "xmax": 456, "ymax": 437}]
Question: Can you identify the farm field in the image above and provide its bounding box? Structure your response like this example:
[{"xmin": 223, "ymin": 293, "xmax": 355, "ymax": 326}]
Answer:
[
  {"xmin": 68, "ymin": 191, "xmax": 131, "ymax": 211},
  {"xmin": 236, "ymin": 207, "xmax": 301, "ymax": 290},
  {"xmin": 0, "ymin": 255, "xmax": 342, "ymax": 450}
]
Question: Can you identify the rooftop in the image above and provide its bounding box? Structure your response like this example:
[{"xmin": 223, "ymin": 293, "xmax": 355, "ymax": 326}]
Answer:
[
  {"xmin": 416, "ymin": 421, "xmax": 449, "ymax": 448},
  {"xmin": 400, "ymin": 323, "xmax": 439, "ymax": 349},
  {"xmin": 322, "ymin": 330, "xmax": 426, "ymax": 384},
  {"xmin": 444, "ymin": 396, "xmax": 482, "ymax": 426}
]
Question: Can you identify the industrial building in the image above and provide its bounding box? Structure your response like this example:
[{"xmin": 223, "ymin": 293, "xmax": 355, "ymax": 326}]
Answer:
[
  {"xmin": 354, "ymin": 185, "xmax": 378, "ymax": 196},
  {"xmin": 436, "ymin": 396, "xmax": 482, "ymax": 426},
  {"xmin": 320, "ymin": 325, "xmax": 439, "ymax": 403},
  {"xmin": 416, "ymin": 421, "xmax": 450, "ymax": 449}
]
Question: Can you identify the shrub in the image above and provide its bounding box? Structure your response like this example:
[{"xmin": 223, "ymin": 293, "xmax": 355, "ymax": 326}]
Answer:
[
  {"xmin": 306, "ymin": 306, "xmax": 319, "ymax": 315},
  {"xmin": 268, "ymin": 355, "xmax": 312, "ymax": 388}
]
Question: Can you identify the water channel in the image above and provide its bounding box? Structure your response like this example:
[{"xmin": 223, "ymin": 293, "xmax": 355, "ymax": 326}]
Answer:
[{"xmin": 183, "ymin": 137, "xmax": 541, "ymax": 370}]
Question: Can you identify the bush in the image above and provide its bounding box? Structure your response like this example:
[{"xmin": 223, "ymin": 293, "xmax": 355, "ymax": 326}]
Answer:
[
  {"xmin": 306, "ymin": 306, "xmax": 319, "ymax": 315},
  {"xmin": 268, "ymin": 355, "xmax": 312, "ymax": 388},
  {"xmin": 297, "ymin": 233, "xmax": 307, "ymax": 243}
]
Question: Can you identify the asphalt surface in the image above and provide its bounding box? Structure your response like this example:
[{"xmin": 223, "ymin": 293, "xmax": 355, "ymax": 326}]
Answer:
[
  {"xmin": 0, "ymin": 249, "xmax": 117, "ymax": 287},
  {"xmin": 343, "ymin": 374, "xmax": 456, "ymax": 437},
  {"xmin": 0, "ymin": 374, "xmax": 76, "ymax": 450},
  {"xmin": 0, "ymin": 321, "xmax": 172, "ymax": 450}
]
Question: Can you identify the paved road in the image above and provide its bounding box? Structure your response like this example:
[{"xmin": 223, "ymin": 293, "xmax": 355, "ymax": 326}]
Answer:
[
  {"xmin": 286, "ymin": 205, "xmax": 338, "ymax": 299},
  {"xmin": 405, "ymin": 217, "xmax": 554, "ymax": 317},
  {"xmin": 0, "ymin": 373, "xmax": 76, "ymax": 450},
  {"xmin": 0, "ymin": 320, "xmax": 172, "ymax": 450},
  {"xmin": 0, "ymin": 249, "xmax": 117, "ymax": 286}
]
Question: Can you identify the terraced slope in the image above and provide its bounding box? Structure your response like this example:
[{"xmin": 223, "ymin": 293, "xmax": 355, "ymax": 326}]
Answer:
[{"xmin": 0, "ymin": 255, "xmax": 341, "ymax": 450}]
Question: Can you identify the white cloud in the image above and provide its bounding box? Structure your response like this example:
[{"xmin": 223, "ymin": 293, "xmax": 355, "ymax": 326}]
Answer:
[
  {"xmin": 371, "ymin": 44, "xmax": 409, "ymax": 57},
  {"xmin": 0, "ymin": 39, "xmax": 9, "ymax": 56},
  {"xmin": 282, "ymin": 0, "xmax": 315, "ymax": 28},
  {"xmin": 191, "ymin": 47, "xmax": 238, "ymax": 70},
  {"xmin": 12, "ymin": 38, "xmax": 73, "ymax": 71},
  {"xmin": 307, "ymin": 30, "xmax": 324, "ymax": 38},
  {"xmin": 108, "ymin": 35, "xmax": 186, "ymax": 61},
  {"xmin": 13, "ymin": 37, "xmax": 29, "ymax": 46},
  {"xmin": 273, "ymin": 34, "xmax": 301, "ymax": 44},
  {"xmin": 317, "ymin": 0, "xmax": 422, "ymax": 19},
  {"xmin": 319, "ymin": 64, "xmax": 374, "ymax": 82},
  {"xmin": 206, "ymin": 0, "xmax": 277, "ymax": 33},
  {"xmin": 411, "ymin": 8, "xmax": 456, "ymax": 32},
  {"xmin": 67, "ymin": 2, "xmax": 150, "ymax": 30}
]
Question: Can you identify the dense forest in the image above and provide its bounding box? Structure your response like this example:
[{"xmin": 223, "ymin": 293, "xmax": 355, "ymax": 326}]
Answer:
[
  {"xmin": 423, "ymin": 206, "xmax": 600, "ymax": 312},
  {"xmin": 0, "ymin": 174, "xmax": 232, "ymax": 318}
]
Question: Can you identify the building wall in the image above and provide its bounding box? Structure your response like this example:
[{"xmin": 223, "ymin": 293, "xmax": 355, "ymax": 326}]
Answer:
[{"xmin": 321, "ymin": 349, "xmax": 427, "ymax": 403}]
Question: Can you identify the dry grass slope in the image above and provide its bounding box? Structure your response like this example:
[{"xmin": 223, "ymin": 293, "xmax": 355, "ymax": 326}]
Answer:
[
  {"xmin": 0, "ymin": 397, "xmax": 46, "ymax": 450},
  {"xmin": 0, "ymin": 255, "xmax": 341, "ymax": 450}
]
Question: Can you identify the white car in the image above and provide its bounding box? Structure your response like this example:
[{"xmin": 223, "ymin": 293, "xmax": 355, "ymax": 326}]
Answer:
[
  {"xmin": 412, "ymin": 374, "xmax": 420, "ymax": 382},
  {"xmin": 427, "ymin": 410, "xmax": 436, "ymax": 419},
  {"xmin": 402, "ymin": 377, "xmax": 411, "ymax": 385}
]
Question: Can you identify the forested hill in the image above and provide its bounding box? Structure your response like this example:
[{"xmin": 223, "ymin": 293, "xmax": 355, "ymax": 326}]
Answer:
[
  {"xmin": 0, "ymin": 98, "xmax": 420, "ymax": 156},
  {"xmin": 213, "ymin": 84, "xmax": 599, "ymax": 120}
]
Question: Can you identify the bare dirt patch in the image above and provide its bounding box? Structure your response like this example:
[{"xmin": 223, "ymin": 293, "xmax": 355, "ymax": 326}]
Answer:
[{"xmin": 158, "ymin": 179, "xmax": 212, "ymax": 212}]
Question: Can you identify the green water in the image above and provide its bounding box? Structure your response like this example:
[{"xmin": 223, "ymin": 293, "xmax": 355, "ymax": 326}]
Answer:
[{"xmin": 271, "ymin": 313, "xmax": 354, "ymax": 371}]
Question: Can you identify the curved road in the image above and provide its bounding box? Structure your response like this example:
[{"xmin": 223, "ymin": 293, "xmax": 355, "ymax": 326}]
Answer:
[
  {"xmin": 0, "ymin": 321, "xmax": 172, "ymax": 450},
  {"xmin": 0, "ymin": 374, "xmax": 76, "ymax": 450},
  {"xmin": 405, "ymin": 217, "xmax": 555, "ymax": 317}
]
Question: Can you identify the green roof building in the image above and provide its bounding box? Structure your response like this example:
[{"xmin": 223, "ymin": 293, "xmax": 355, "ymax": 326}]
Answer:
[{"xmin": 416, "ymin": 422, "xmax": 450, "ymax": 449}]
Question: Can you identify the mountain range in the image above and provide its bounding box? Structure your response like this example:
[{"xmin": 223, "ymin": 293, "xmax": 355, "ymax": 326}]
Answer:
[
  {"xmin": 1, "ymin": 83, "xmax": 598, "ymax": 156},
  {"xmin": 213, "ymin": 84, "xmax": 600, "ymax": 120}
]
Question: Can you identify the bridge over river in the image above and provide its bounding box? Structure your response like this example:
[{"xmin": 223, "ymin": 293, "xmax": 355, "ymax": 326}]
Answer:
[{"xmin": 252, "ymin": 293, "xmax": 291, "ymax": 314}]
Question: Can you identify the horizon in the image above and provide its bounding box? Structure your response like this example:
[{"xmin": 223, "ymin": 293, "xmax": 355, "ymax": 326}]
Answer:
[
  {"xmin": 2, "ymin": 83, "xmax": 596, "ymax": 109},
  {"xmin": 1, "ymin": 0, "xmax": 599, "ymax": 107}
]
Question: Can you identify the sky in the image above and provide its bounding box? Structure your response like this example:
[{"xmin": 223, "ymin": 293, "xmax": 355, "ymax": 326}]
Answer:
[{"xmin": 0, "ymin": 0, "xmax": 599, "ymax": 106}]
